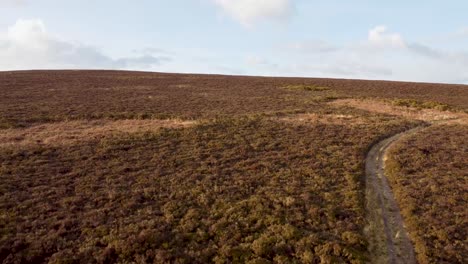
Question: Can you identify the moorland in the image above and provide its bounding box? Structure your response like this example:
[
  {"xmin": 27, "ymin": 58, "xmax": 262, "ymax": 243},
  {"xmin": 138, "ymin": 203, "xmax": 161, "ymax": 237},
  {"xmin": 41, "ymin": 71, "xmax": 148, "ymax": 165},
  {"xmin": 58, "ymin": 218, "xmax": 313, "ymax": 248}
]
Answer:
[{"xmin": 0, "ymin": 70, "xmax": 466, "ymax": 263}]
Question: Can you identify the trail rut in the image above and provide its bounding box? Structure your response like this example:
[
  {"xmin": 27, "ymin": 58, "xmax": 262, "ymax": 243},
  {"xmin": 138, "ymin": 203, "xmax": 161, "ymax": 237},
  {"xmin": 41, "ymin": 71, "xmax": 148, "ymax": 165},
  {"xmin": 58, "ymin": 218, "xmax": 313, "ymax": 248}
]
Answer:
[{"xmin": 365, "ymin": 127, "xmax": 424, "ymax": 264}]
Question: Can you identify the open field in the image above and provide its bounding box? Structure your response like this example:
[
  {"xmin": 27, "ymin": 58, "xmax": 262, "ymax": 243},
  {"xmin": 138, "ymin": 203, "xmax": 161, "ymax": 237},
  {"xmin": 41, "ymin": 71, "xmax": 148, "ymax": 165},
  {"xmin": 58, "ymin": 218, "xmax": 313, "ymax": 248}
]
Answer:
[{"xmin": 0, "ymin": 70, "xmax": 467, "ymax": 263}]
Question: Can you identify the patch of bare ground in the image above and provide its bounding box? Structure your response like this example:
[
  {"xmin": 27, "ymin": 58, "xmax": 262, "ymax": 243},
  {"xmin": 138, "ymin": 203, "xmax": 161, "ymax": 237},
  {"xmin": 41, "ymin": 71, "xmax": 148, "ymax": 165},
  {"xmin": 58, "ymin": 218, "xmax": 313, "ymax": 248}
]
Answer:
[
  {"xmin": 0, "ymin": 119, "xmax": 196, "ymax": 148},
  {"xmin": 330, "ymin": 99, "xmax": 468, "ymax": 123}
]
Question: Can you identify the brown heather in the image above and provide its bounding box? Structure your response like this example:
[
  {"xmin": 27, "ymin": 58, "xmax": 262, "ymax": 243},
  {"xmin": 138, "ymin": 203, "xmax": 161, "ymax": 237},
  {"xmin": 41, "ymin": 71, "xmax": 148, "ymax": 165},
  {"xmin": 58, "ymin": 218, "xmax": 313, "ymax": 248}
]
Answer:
[
  {"xmin": 0, "ymin": 116, "xmax": 417, "ymax": 263},
  {"xmin": 330, "ymin": 99, "xmax": 468, "ymax": 122},
  {"xmin": 386, "ymin": 124, "xmax": 468, "ymax": 264},
  {"xmin": 1, "ymin": 70, "xmax": 467, "ymax": 128},
  {"xmin": 0, "ymin": 70, "xmax": 467, "ymax": 263}
]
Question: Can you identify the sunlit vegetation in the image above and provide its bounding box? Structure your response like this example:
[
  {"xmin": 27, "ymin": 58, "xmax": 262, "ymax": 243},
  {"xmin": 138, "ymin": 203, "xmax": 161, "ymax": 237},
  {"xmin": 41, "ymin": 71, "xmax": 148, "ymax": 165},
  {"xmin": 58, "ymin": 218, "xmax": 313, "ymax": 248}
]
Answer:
[
  {"xmin": 389, "ymin": 99, "xmax": 451, "ymax": 111},
  {"xmin": 0, "ymin": 70, "xmax": 467, "ymax": 263},
  {"xmin": 1, "ymin": 71, "xmax": 467, "ymax": 128},
  {"xmin": 283, "ymin": 84, "xmax": 331, "ymax": 92},
  {"xmin": 0, "ymin": 115, "xmax": 418, "ymax": 263},
  {"xmin": 386, "ymin": 124, "xmax": 468, "ymax": 264}
]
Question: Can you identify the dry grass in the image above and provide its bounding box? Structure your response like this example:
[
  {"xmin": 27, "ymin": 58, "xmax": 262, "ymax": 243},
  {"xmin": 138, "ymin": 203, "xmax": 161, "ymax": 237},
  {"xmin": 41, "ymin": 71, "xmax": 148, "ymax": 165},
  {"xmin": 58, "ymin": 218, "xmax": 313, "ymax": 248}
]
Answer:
[
  {"xmin": 389, "ymin": 98, "xmax": 452, "ymax": 111},
  {"xmin": 0, "ymin": 70, "xmax": 467, "ymax": 263},
  {"xmin": 2, "ymin": 70, "xmax": 467, "ymax": 128},
  {"xmin": 330, "ymin": 99, "xmax": 468, "ymax": 123},
  {"xmin": 0, "ymin": 71, "xmax": 332, "ymax": 128},
  {"xmin": 0, "ymin": 116, "xmax": 419, "ymax": 263},
  {"xmin": 277, "ymin": 113, "xmax": 367, "ymax": 126},
  {"xmin": 0, "ymin": 119, "xmax": 196, "ymax": 148}
]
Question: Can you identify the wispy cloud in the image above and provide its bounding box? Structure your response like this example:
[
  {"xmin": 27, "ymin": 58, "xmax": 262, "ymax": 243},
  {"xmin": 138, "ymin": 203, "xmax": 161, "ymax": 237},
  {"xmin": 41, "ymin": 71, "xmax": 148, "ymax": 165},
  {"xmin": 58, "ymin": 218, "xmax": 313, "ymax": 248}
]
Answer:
[
  {"xmin": 212, "ymin": 0, "xmax": 295, "ymax": 27},
  {"xmin": 0, "ymin": 19, "xmax": 170, "ymax": 70},
  {"xmin": 249, "ymin": 25, "xmax": 468, "ymax": 83}
]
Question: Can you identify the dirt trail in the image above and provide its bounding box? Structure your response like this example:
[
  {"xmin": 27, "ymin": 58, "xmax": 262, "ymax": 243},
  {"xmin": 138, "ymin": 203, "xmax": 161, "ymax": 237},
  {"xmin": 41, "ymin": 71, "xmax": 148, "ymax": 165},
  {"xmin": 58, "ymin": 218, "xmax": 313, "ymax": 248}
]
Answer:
[
  {"xmin": 365, "ymin": 126, "xmax": 428, "ymax": 264},
  {"xmin": 331, "ymin": 98, "xmax": 468, "ymax": 263}
]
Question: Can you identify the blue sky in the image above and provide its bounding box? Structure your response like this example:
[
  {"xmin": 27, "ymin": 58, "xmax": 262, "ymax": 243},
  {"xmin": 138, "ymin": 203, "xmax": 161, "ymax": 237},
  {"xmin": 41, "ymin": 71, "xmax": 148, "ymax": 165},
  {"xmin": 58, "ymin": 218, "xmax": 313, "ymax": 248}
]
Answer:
[{"xmin": 1, "ymin": 0, "xmax": 467, "ymax": 83}]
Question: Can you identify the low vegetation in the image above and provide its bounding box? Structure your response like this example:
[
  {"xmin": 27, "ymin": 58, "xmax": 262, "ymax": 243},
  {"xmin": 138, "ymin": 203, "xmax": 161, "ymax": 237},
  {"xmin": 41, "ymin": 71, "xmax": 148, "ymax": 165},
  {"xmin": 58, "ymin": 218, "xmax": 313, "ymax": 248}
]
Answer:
[
  {"xmin": 331, "ymin": 99, "xmax": 467, "ymax": 122},
  {"xmin": 0, "ymin": 70, "xmax": 466, "ymax": 263},
  {"xmin": 1, "ymin": 71, "xmax": 467, "ymax": 128},
  {"xmin": 283, "ymin": 84, "xmax": 331, "ymax": 92},
  {"xmin": 389, "ymin": 99, "xmax": 451, "ymax": 111},
  {"xmin": 0, "ymin": 114, "xmax": 418, "ymax": 263},
  {"xmin": 0, "ymin": 119, "xmax": 196, "ymax": 148},
  {"xmin": 386, "ymin": 124, "xmax": 468, "ymax": 263}
]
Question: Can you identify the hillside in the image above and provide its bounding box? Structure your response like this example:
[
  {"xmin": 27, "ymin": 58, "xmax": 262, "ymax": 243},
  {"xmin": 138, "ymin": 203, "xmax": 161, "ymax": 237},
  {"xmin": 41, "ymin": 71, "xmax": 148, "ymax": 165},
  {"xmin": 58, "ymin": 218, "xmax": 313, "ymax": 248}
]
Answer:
[{"xmin": 0, "ymin": 70, "xmax": 467, "ymax": 263}]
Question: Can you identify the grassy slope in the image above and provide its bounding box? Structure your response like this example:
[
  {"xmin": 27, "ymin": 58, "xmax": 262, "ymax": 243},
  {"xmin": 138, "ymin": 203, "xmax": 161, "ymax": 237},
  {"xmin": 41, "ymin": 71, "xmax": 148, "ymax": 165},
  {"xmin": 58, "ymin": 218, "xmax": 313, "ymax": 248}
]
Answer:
[
  {"xmin": 1, "ymin": 70, "xmax": 467, "ymax": 128},
  {"xmin": 0, "ymin": 116, "xmax": 418, "ymax": 263},
  {"xmin": 386, "ymin": 124, "xmax": 467, "ymax": 264},
  {"xmin": 0, "ymin": 70, "xmax": 467, "ymax": 263}
]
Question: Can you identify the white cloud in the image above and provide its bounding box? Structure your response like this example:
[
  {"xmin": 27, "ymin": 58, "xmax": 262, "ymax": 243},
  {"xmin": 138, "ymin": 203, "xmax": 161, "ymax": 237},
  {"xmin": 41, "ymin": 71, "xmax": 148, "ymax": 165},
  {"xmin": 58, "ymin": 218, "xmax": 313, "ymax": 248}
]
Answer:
[
  {"xmin": 368, "ymin": 25, "xmax": 406, "ymax": 48},
  {"xmin": 213, "ymin": 0, "xmax": 294, "ymax": 26},
  {"xmin": 7, "ymin": 19, "xmax": 48, "ymax": 49},
  {"xmin": 0, "ymin": 19, "xmax": 170, "ymax": 71}
]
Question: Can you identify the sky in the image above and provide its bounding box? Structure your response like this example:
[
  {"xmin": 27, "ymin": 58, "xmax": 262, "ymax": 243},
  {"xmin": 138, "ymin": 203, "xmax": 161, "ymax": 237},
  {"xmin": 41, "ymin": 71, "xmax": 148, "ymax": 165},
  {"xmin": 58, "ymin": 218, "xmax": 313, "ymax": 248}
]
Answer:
[{"xmin": 1, "ymin": 0, "xmax": 468, "ymax": 84}]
